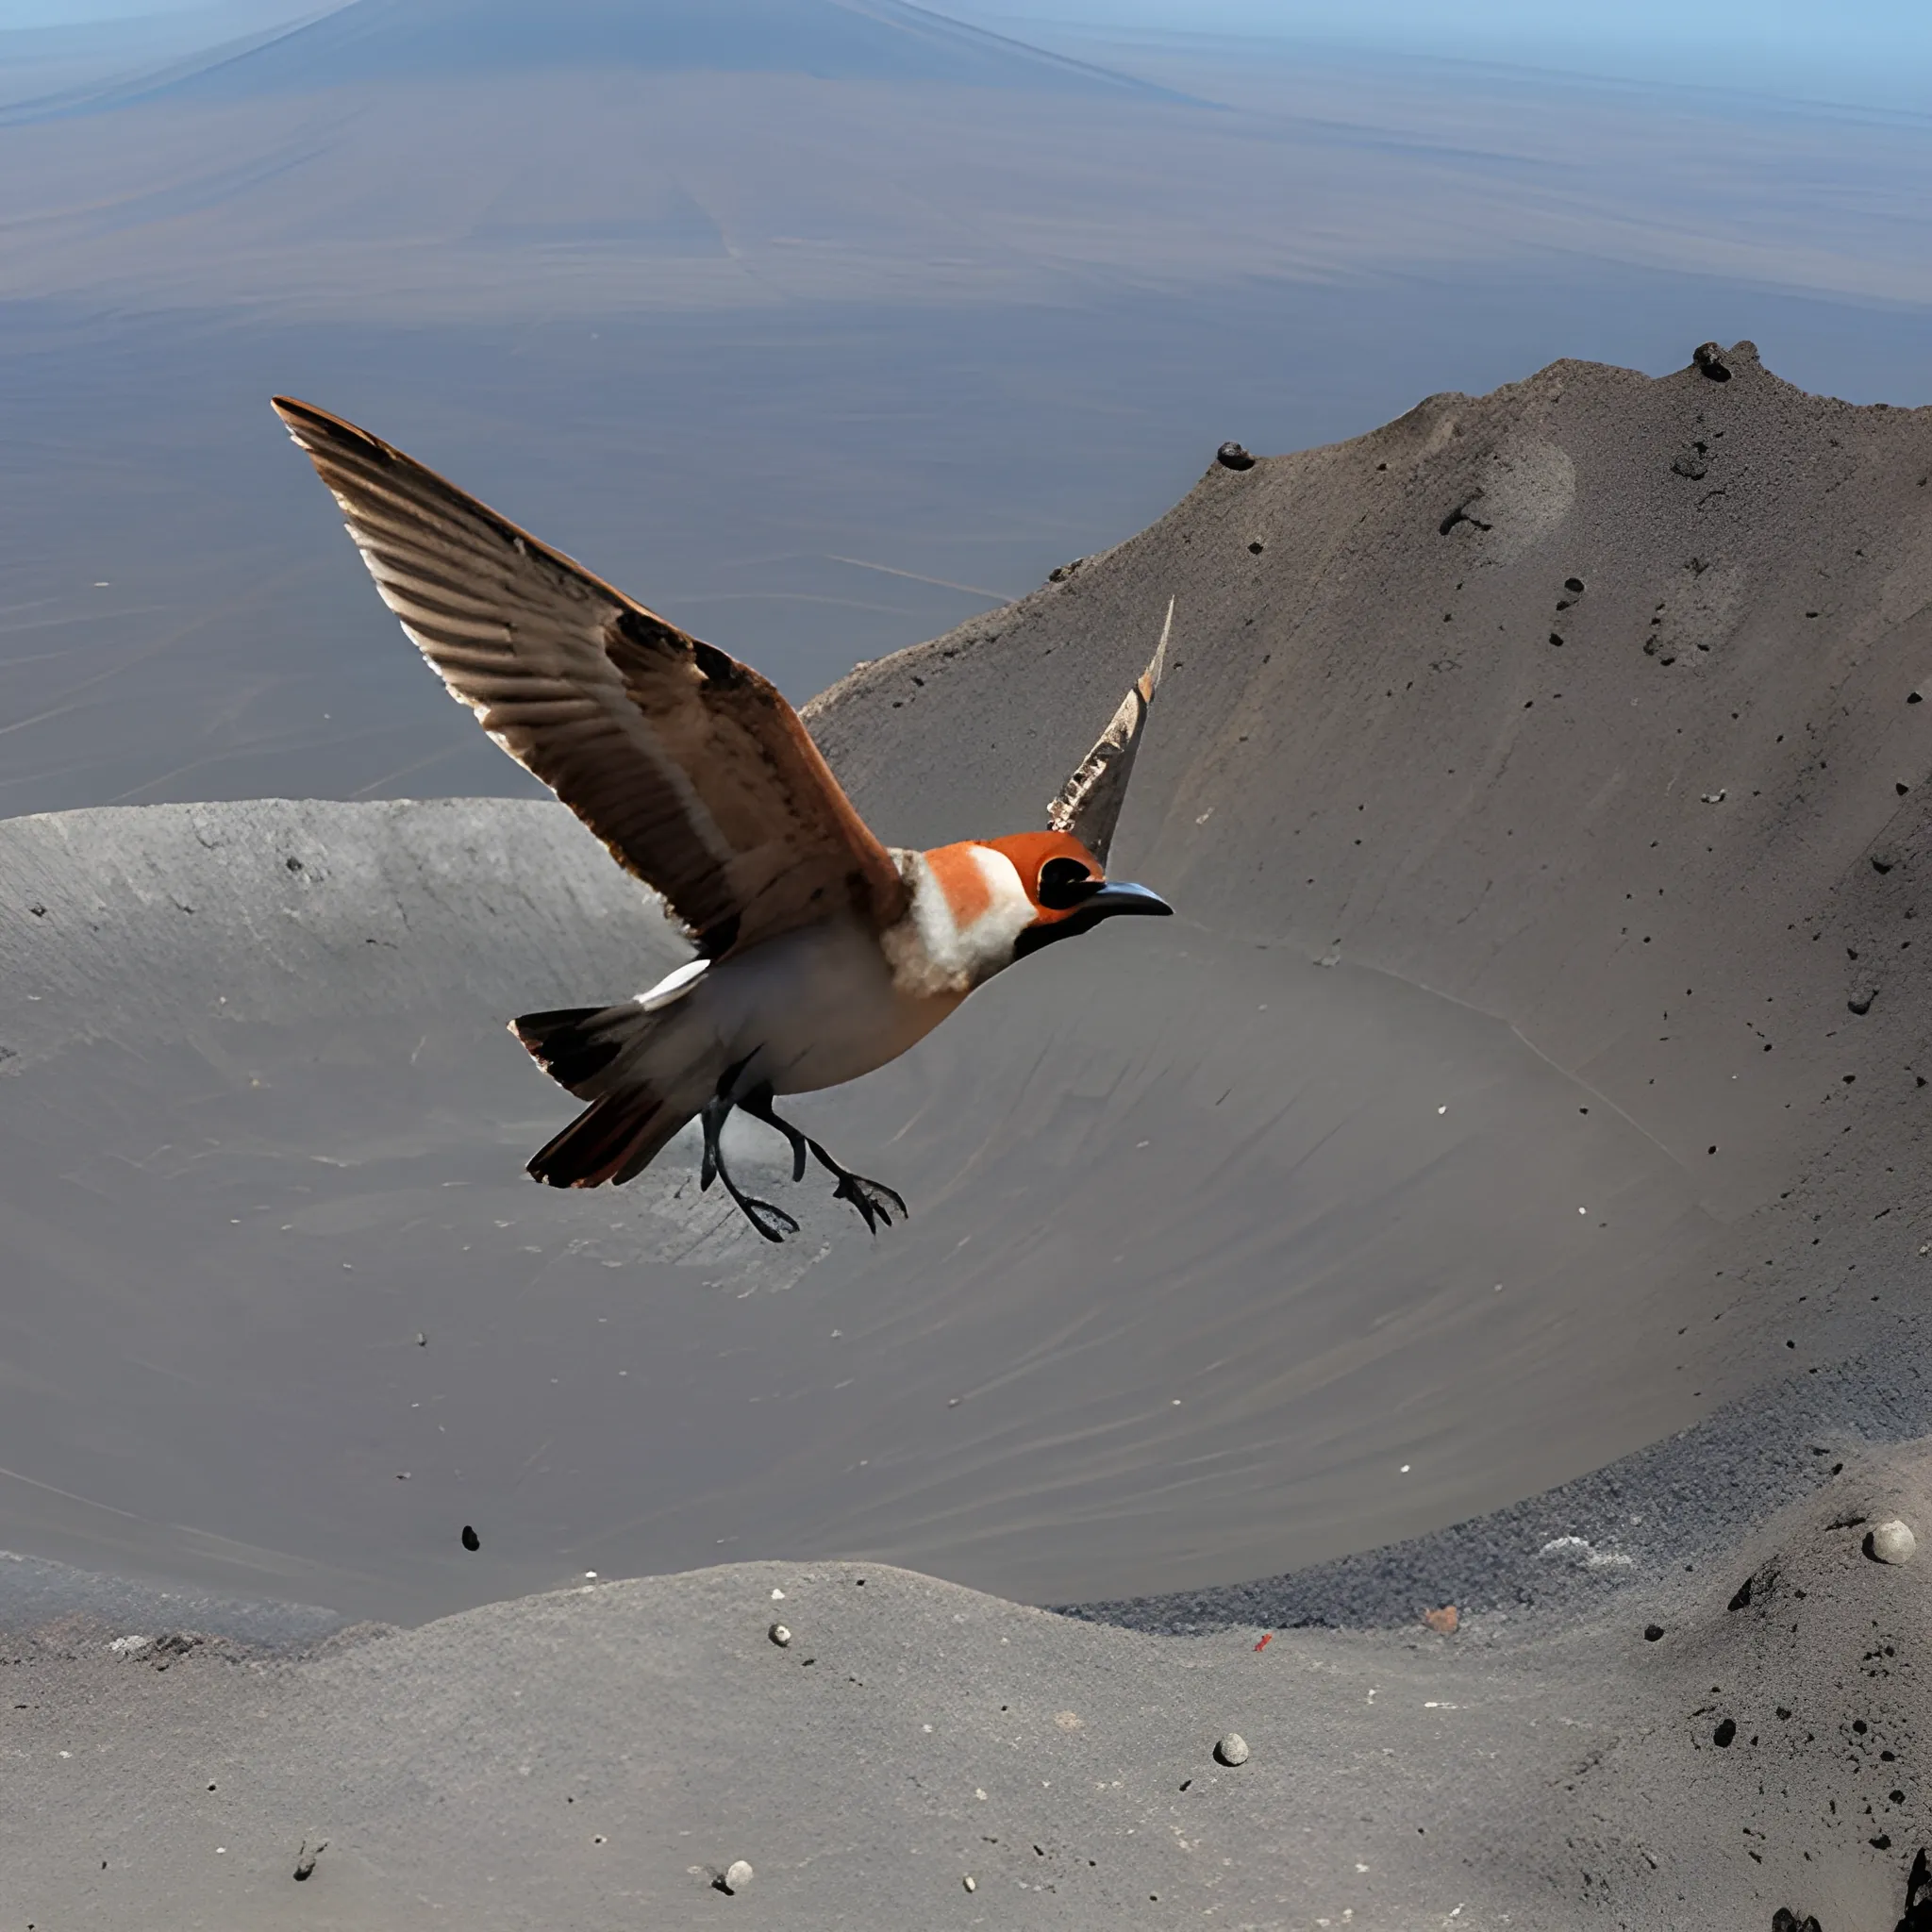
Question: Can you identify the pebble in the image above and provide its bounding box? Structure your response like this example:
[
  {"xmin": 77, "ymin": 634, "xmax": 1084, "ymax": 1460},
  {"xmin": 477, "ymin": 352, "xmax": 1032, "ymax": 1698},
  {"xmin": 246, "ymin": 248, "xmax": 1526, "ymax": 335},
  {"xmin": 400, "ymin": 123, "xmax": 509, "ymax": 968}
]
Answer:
[
  {"xmin": 769, "ymin": 1623, "xmax": 791, "ymax": 1647},
  {"xmin": 720, "ymin": 1859, "xmax": 754, "ymax": 1894},
  {"xmin": 1214, "ymin": 1732, "xmax": 1250, "ymax": 1767},
  {"xmin": 1691, "ymin": 341, "xmax": 1732, "ymax": 382},
  {"xmin": 1216, "ymin": 441, "xmax": 1257, "ymax": 472},
  {"xmin": 1869, "ymin": 1519, "xmax": 1918, "ymax": 1564},
  {"xmin": 963, "ymin": 1875, "xmax": 977, "ymax": 1892},
  {"xmin": 460, "ymin": 1524, "xmax": 480, "ymax": 1552},
  {"xmin": 1539, "ymin": 1534, "xmax": 1632, "ymax": 1571}
]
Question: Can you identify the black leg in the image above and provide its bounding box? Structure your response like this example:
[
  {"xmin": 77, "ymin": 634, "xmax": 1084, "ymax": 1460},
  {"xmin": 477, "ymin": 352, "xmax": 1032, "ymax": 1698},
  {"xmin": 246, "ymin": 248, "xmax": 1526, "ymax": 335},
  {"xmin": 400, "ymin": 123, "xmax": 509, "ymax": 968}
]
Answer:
[
  {"xmin": 738, "ymin": 1081, "xmax": 808, "ymax": 1183},
  {"xmin": 740, "ymin": 1087, "xmax": 908, "ymax": 1235},
  {"xmin": 698, "ymin": 1065, "xmax": 798, "ymax": 1244}
]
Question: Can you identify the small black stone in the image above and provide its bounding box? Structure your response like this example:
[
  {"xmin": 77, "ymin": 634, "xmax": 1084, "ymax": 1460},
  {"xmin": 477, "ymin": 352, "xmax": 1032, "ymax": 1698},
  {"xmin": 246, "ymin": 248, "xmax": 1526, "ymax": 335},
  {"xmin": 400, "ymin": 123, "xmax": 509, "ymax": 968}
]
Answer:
[
  {"xmin": 1692, "ymin": 341, "xmax": 1732, "ymax": 381},
  {"xmin": 1216, "ymin": 441, "xmax": 1257, "ymax": 472},
  {"xmin": 460, "ymin": 1524, "xmax": 480, "ymax": 1552},
  {"xmin": 1644, "ymin": 1624, "xmax": 1665, "ymax": 1641},
  {"xmin": 1713, "ymin": 1718, "xmax": 1737, "ymax": 1747}
]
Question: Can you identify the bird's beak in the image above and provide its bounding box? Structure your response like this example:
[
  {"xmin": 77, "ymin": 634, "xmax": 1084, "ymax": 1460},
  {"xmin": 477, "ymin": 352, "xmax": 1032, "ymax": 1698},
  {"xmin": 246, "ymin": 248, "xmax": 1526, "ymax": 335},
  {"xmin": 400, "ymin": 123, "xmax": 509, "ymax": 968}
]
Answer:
[
  {"xmin": 1013, "ymin": 877, "xmax": 1173, "ymax": 958},
  {"xmin": 1083, "ymin": 880, "xmax": 1173, "ymax": 920}
]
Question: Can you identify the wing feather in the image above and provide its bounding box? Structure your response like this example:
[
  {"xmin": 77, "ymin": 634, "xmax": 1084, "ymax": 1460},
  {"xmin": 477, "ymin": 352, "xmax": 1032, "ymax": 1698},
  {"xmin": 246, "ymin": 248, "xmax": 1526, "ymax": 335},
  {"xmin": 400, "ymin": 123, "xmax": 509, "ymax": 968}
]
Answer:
[
  {"xmin": 273, "ymin": 396, "xmax": 908, "ymax": 953},
  {"xmin": 1047, "ymin": 597, "xmax": 1173, "ymax": 866}
]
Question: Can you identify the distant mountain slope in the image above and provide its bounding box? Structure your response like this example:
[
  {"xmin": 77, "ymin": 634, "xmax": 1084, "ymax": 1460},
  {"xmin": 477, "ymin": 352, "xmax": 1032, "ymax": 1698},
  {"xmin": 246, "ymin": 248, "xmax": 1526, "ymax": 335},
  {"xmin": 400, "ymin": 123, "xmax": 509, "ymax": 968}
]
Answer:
[
  {"xmin": 0, "ymin": 0, "xmax": 324, "ymax": 108},
  {"xmin": 58, "ymin": 0, "xmax": 1181, "ymax": 110}
]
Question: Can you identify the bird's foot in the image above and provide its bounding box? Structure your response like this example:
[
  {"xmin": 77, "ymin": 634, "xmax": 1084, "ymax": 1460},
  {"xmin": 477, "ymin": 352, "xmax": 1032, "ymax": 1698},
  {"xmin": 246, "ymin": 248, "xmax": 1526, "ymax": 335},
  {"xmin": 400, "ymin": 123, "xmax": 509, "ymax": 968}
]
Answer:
[
  {"xmin": 729, "ymin": 1188, "xmax": 801, "ymax": 1244},
  {"xmin": 699, "ymin": 1095, "xmax": 801, "ymax": 1241},
  {"xmin": 829, "ymin": 1169, "xmax": 908, "ymax": 1235}
]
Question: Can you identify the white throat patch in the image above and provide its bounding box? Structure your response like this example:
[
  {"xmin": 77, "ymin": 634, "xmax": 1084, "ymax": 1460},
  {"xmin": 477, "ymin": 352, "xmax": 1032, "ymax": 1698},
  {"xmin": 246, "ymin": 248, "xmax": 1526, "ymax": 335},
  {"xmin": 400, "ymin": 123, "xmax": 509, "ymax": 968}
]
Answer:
[{"xmin": 883, "ymin": 845, "xmax": 1035, "ymax": 999}]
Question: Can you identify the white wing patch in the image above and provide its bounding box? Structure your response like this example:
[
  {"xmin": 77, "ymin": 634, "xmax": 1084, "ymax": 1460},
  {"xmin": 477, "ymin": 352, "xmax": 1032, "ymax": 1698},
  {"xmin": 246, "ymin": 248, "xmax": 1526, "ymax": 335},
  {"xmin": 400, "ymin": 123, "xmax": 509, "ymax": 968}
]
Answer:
[{"xmin": 636, "ymin": 957, "xmax": 710, "ymax": 1011}]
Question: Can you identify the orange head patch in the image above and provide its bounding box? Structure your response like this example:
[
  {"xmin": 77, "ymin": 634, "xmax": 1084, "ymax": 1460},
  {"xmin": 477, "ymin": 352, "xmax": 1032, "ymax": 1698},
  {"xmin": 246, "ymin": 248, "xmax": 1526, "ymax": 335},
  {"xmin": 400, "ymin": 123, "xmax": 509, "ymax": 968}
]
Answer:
[
  {"xmin": 981, "ymin": 830, "xmax": 1105, "ymax": 924},
  {"xmin": 921, "ymin": 840, "xmax": 997, "ymax": 930}
]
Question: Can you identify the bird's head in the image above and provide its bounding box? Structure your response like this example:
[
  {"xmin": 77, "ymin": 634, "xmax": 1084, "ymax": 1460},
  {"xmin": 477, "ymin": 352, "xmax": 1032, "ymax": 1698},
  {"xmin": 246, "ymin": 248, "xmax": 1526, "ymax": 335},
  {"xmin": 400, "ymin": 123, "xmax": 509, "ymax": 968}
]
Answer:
[
  {"xmin": 889, "ymin": 599, "xmax": 1177, "ymax": 995},
  {"xmin": 893, "ymin": 829, "xmax": 1170, "ymax": 995},
  {"xmin": 984, "ymin": 830, "xmax": 1172, "ymax": 958}
]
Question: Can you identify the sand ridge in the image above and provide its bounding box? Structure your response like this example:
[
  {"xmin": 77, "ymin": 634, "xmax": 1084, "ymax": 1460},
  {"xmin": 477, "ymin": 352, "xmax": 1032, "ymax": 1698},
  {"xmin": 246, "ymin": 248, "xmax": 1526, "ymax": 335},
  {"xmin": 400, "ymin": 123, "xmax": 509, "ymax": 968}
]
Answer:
[{"xmin": 6, "ymin": 1447, "xmax": 1932, "ymax": 1927}]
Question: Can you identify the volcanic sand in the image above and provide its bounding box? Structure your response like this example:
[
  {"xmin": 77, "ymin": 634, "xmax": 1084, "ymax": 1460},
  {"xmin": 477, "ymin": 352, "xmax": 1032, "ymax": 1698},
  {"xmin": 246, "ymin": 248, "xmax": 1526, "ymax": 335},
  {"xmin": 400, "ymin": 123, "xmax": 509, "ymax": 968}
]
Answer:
[{"xmin": 6, "ymin": 343, "xmax": 1932, "ymax": 1924}]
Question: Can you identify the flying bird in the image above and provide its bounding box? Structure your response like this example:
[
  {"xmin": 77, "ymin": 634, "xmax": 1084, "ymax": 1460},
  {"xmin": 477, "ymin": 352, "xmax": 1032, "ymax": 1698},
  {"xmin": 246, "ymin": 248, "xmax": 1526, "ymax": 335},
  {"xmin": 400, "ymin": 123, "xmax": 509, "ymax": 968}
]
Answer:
[{"xmin": 273, "ymin": 398, "xmax": 1173, "ymax": 1240}]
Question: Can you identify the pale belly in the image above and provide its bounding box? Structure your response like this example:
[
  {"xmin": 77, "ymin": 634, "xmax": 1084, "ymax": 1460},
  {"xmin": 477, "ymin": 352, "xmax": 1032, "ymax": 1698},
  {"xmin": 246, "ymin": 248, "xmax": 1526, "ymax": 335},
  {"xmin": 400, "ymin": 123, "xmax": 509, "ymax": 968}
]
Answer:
[{"xmin": 685, "ymin": 919, "xmax": 965, "ymax": 1099}]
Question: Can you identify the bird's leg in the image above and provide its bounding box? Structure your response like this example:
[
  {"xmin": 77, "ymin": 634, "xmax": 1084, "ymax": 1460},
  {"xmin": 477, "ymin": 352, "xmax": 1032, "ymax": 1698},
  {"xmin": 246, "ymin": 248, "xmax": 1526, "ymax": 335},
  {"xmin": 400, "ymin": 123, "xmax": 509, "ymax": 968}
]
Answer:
[
  {"xmin": 737, "ymin": 1088, "xmax": 908, "ymax": 1236},
  {"xmin": 698, "ymin": 1062, "xmax": 798, "ymax": 1244},
  {"xmin": 737, "ymin": 1081, "xmax": 808, "ymax": 1183}
]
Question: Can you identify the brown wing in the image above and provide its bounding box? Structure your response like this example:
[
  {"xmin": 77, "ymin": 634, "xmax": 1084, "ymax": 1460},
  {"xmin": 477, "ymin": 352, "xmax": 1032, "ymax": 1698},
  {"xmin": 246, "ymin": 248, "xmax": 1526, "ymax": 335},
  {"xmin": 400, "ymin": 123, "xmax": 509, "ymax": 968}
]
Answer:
[
  {"xmin": 1046, "ymin": 597, "xmax": 1172, "ymax": 867},
  {"xmin": 272, "ymin": 397, "xmax": 908, "ymax": 956}
]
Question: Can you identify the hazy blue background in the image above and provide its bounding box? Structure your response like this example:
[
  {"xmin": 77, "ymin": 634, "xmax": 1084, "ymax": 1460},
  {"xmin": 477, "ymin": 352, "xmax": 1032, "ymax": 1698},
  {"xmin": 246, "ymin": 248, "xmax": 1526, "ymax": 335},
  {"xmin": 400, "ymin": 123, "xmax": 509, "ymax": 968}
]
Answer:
[
  {"xmin": 963, "ymin": 1, "xmax": 1932, "ymax": 111},
  {"xmin": 15, "ymin": 0, "xmax": 1932, "ymax": 109}
]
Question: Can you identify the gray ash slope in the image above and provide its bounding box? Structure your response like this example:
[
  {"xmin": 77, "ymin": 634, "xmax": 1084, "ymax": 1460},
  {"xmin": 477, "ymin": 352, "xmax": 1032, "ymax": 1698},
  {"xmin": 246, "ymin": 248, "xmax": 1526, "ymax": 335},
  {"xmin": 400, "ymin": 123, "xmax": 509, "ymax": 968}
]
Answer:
[
  {"xmin": 804, "ymin": 340, "xmax": 1932, "ymax": 1628},
  {"xmin": 0, "ymin": 793, "xmax": 1711, "ymax": 1624}
]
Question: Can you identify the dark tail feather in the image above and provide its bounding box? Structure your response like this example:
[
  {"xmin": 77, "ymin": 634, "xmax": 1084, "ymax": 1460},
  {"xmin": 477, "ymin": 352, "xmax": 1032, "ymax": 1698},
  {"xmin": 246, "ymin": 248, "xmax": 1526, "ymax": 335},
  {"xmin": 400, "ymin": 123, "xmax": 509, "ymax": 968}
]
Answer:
[
  {"xmin": 510, "ymin": 1006, "xmax": 624, "ymax": 1093},
  {"xmin": 527, "ymin": 1089, "xmax": 682, "ymax": 1190},
  {"xmin": 512, "ymin": 1002, "xmax": 692, "ymax": 1189}
]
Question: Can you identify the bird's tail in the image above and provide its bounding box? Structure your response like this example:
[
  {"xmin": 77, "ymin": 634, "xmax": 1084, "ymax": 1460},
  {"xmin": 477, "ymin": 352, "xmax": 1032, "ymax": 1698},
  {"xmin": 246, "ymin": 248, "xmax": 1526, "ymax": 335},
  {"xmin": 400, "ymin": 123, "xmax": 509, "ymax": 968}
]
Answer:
[{"xmin": 510, "ymin": 1004, "xmax": 695, "ymax": 1189}]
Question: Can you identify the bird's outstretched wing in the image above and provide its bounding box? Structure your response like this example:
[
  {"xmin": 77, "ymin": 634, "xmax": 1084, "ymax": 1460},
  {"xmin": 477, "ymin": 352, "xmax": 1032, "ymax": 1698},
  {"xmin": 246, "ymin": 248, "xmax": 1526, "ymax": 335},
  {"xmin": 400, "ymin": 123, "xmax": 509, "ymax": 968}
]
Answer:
[
  {"xmin": 273, "ymin": 397, "xmax": 909, "ymax": 958},
  {"xmin": 1047, "ymin": 596, "xmax": 1172, "ymax": 866}
]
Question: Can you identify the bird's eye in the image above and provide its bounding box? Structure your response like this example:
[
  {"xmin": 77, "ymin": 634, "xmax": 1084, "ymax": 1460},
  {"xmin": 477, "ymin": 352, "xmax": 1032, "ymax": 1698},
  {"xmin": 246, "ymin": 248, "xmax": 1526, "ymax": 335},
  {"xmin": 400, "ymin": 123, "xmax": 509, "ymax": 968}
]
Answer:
[{"xmin": 1038, "ymin": 856, "xmax": 1099, "ymax": 910}]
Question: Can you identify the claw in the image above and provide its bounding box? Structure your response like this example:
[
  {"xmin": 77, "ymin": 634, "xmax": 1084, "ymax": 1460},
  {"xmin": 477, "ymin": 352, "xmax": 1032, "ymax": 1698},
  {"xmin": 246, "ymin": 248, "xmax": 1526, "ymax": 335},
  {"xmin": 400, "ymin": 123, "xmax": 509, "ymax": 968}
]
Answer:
[
  {"xmin": 738, "ymin": 1193, "xmax": 800, "ymax": 1243},
  {"xmin": 865, "ymin": 1177, "xmax": 908, "ymax": 1220},
  {"xmin": 833, "ymin": 1174, "xmax": 877, "ymax": 1234},
  {"xmin": 832, "ymin": 1171, "xmax": 908, "ymax": 1235},
  {"xmin": 730, "ymin": 1091, "xmax": 908, "ymax": 1238}
]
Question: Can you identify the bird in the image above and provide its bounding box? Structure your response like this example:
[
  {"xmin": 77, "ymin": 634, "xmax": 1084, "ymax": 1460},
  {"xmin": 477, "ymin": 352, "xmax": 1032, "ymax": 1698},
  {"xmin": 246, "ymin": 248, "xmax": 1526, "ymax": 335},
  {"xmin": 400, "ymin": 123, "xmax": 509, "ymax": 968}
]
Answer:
[{"xmin": 273, "ymin": 397, "xmax": 1174, "ymax": 1241}]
